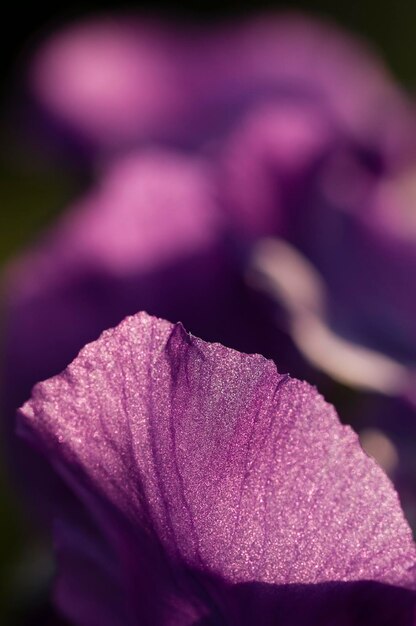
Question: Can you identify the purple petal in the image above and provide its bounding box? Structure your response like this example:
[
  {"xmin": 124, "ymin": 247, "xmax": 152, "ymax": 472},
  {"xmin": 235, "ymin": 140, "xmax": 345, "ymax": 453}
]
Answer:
[
  {"xmin": 221, "ymin": 93, "xmax": 416, "ymax": 369},
  {"xmin": 18, "ymin": 312, "xmax": 416, "ymax": 623},
  {"xmin": 281, "ymin": 156, "xmax": 416, "ymax": 371},
  {"xmin": 53, "ymin": 508, "xmax": 128, "ymax": 626},
  {"xmin": 28, "ymin": 13, "xmax": 414, "ymax": 160},
  {"xmin": 3, "ymin": 151, "xmax": 222, "ymax": 408},
  {"xmin": 3, "ymin": 148, "xmax": 283, "ymax": 418},
  {"xmin": 220, "ymin": 102, "xmax": 334, "ymax": 238},
  {"xmin": 3, "ymin": 150, "xmax": 282, "ymax": 522},
  {"xmin": 205, "ymin": 14, "xmax": 412, "ymax": 149},
  {"xmin": 314, "ymin": 169, "xmax": 416, "ymax": 366},
  {"xmin": 29, "ymin": 16, "xmax": 194, "ymax": 152},
  {"xmin": 224, "ymin": 109, "xmax": 416, "ymax": 529}
]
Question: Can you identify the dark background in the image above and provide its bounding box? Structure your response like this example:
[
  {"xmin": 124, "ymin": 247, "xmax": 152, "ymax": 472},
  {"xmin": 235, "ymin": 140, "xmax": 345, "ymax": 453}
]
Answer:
[{"xmin": 1, "ymin": 1, "xmax": 416, "ymax": 622}]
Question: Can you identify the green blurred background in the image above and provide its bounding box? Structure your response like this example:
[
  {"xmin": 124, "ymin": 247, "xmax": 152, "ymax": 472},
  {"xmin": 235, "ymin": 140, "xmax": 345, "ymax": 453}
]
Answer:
[{"xmin": 1, "ymin": 0, "xmax": 416, "ymax": 622}]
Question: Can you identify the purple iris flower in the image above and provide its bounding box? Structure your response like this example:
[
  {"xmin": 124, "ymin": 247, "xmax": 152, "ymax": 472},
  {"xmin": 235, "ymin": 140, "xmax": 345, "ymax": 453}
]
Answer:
[
  {"xmin": 18, "ymin": 13, "xmax": 416, "ymax": 389},
  {"xmin": 23, "ymin": 12, "xmax": 416, "ymax": 394},
  {"xmin": 18, "ymin": 311, "xmax": 416, "ymax": 625},
  {"xmin": 4, "ymin": 13, "xmax": 416, "ymax": 622},
  {"xmin": 221, "ymin": 103, "xmax": 416, "ymax": 386},
  {"xmin": 6, "ymin": 12, "xmax": 416, "ymax": 516}
]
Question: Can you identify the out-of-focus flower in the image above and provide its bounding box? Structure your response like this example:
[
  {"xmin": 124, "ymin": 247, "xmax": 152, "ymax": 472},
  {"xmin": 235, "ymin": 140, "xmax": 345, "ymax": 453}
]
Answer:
[
  {"xmin": 224, "ymin": 108, "xmax": 416, "ymax": 382},
  {"xmin": 221, "ymin": 97, "xmax": 416, "ymax": 393},
  {"xmin": 27, "ymin": 12, "xmax": 416, "ymax": 394},
  {"xmin": 18, "ymin": 312, "xmax": 416, "ymax": 625},
  {"xmin": 27, "ymin": 14, "xmax": 414, "ymax": 160},
  {"xmin": 4, "ymin": 13, "xmax": 416, "ymax": 622},
  {"xmin": 28, "ymin": 16, "xmax": 194, "ymax": 154},
  {"xmin": 7, "ymin": 12, "xmax": 416, "ymax": 522},
  {"xmin": 21, "ymin": 13, "xmax": 416, "ymax": 388}
]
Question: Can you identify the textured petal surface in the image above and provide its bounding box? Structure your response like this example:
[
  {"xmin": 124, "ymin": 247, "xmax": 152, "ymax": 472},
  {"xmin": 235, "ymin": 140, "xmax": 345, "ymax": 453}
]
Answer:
[
  {"xmin": 18, "ymin": 312, "xmax": 416, "ymax": 624},
  {"xmin": 3, "ymin": 149, "xmax": 281, "ymax": 522}
]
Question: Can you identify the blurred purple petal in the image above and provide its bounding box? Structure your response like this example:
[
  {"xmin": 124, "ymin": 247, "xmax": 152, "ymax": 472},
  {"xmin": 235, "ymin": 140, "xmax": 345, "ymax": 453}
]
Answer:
[
  {"xmin": 209, "ymin": 15, "xmax": 412, "ymax": 149},
  {"xmin": 220, "ymin": 98, "xmax": 416, "ymax": 526},
  {"xmin": 28, "ymin": 13, "xmax": 414, "ymax": 160},
  {"xmin": 29, "ymin": 16, "xmax": 194, "ymax": 152},
  {"xmin": 18, "ymin": 312, "xmax": 416, "ymax": 624},
  {"xmin": 221, "ymin": 96, "xmax": 416, "ymax": 375},
  {"xmin": 4, "ymin": 151, "xmax": 221, "ymax": 403}
]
